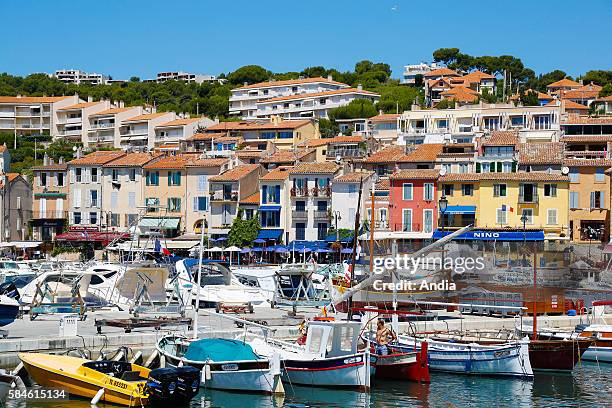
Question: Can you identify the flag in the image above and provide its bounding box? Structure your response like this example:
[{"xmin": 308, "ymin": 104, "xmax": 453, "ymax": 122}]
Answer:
[
  {"xmin": 162, "ymin": 247, "xmax": 171, "ymax": 256},
  {"xmin": 509, "ymin": 207, "xmax": 514, "ymax": 213}
]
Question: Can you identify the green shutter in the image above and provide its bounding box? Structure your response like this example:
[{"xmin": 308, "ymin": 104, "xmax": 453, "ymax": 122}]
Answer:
[
  {"xmin": 512, "ymin": 162, "xmax": 517, "ymax": 172},
  {"xmin": 476, "ymin": 163, "xmax": 481, "ymax": 173},
  {"xmin": 497, "ymin": 162, "xmax": 502, "ymax": 172}
]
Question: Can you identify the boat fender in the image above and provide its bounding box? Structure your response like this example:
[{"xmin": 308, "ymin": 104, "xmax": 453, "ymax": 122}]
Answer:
[
  {"xmin": 178, "ymin": 360, "xmax": 184, "ymax": 367},
  {"xmin": 271, "ymin": 352, "xmax": 281, "ymax": 376},
  {"xmin": 91, "ymin": 388, "xmax": 105, "ymax": 405},
  {"xmin": 204, "ymin": 364, "xmax": 211, "ymax": 381}
]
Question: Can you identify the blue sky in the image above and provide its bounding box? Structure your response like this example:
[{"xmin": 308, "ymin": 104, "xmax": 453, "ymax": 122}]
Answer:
[{"xmin": 1, "ymin": 0, "xmax": 611, "ymax": 80}]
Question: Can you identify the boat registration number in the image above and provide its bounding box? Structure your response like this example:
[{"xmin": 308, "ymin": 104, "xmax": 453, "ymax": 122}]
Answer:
[
  {"xmin": 343, "ymin": 357, "xmax": 362, "ymax": 365},
  {"xmin": 493, "ymin": 350, "xmax": 511, "ymax": 358},
  {"xmin": 221, "ymin": 364, "xmax": 239, "ymax": 371},
  {"xmin": 8, "ymin": 388, "xmax": 69, "ymax": 401}
]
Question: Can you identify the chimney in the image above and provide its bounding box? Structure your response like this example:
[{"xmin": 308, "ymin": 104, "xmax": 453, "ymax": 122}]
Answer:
[
  {"xmin": 87, "ymin": 95, "xmax": 93, "ymax": 103},
  {"xmin": 243, "ymin": 82, "xmax": 248, "ymax": 87},
  {"xmin": 119, "ymin": 100, "xmax": 125, "ymax": 108},
  {"xmin": 357, "ymin": 84, "xmax": 363, "ymax": 91},
  {"xmin": 58, "ymin": 156, "xmax": 64, "ymax": 164},
  {"xmin": 327, "ymin": 75, "xmax": 333, "ymax": 81},
  {"xmin": 43, "ymin": 153, "xmax": 49, "ymax": 166},
  {"xmin": 49, "ymin": 157, "xmax": 54, "ymax": 165},
  {"xmin": 76, "ymin": 146, "xmax": 83, "ymax": 159}
]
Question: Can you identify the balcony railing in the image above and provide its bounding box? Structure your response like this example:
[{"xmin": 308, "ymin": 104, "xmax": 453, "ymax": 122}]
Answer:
[
  {"xmin": 291, "ymin": 187, "xmax": 309, "ymax": 197},
  {"xmin": 518, "ymin": 194, "xmax": 539, "ymax": 204},
  {"xmin": 326, "ymin": 148, "xmax": 367, "ymax": 158},
  {"xmin": 311, "ymin": 186, "xmax": 331, "ymax": 198},
  {"xmin": 32, "ymin": 210, "xmax": 69, "ymax": 220},
  {"xmin": 210, "ymin": 191, "xmax": 238, "ymax": 201},
  {"xmin": 314, "ymin": 211, "xmax": 329, "ymax": 219},
  {"xmin": 292, "ymin": 210, "xmax": 308, "ymax": 219}
]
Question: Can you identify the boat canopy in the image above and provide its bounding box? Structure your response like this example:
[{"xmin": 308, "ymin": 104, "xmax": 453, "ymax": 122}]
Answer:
[{"xmin": 184, "ymin": 339, "xmax": 260, "ymax": 362}]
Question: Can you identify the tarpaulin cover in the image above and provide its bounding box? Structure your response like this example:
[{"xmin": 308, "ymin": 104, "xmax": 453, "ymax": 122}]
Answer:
[{"xmin": 184, "ymin": 338, "xmax": 260, "ymax": 362}]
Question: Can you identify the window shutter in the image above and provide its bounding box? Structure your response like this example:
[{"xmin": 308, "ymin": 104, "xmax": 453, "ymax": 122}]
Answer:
[
  {"xmin": 512, "ymin": 162, "xmax": 517, "ymax": 172},
  {"xmin": 275, "ymin": 185, "xmax": 281, "ymax": 202},
  {"xmin": 204, "ymin": 197, "xmax": 209, "ymax": 211},
  {"xmin": 590, "ymin": 192, "xmax": 595, "ymax": 208},
  {"xmin": 262, "ymin": 185, "xmax": 268, "ymax": 204},
  {"xmin": 476, "ymin": 163, "xmax": 481, "ymax": 173},
  {"xmin": 193, "ymin": 197, "xmax": 198, "ymax": 212},
  {"xmin": 496, "ymin": 162, "xmax": 502, "ymax": 172},
  {"xmin": 198, "ymin": 175, "xmax": 207, "ymax": 191}
]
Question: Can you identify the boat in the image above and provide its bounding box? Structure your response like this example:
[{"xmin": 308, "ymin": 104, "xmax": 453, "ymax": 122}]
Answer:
[
  {"xmin": 0, "ymin": 370, "xmax": 18, "ymax": 401},
  {"xmin": 156, "ymin": 335, "xmax": 284, "ymax": 394},
  {"xmin": 19, "ymin": 353, "xmax": 200, "ymax": 406},
  {"xmin": 250, "ymin": 320, "xmax": 375, "ymax": 391},
  {"xmin": 373, "ymin": 343, "xmax": 430, "ymax": 383},
  {"xmin": 0, "ymin": 281, "xmax": 21, "ymax": 327},
  {"xmin": 0, "ymin": 259, "xmax": 37, "ymax": 289},
  {"xmin": 387, "ymin": 334, "xmax": 534, "ymax": 378}
]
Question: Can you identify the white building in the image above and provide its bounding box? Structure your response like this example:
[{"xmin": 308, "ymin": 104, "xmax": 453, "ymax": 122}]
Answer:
[
  {"xmin": 87, "ymin": 106, "xmax": 143, "ymax": 148},
  {"xmin": 152, "ymin": 71, "xmax": 224, "ymax": 84},
  {"xmin": 53, "ymin": 69, "xmax": 109, "ymax": 85},
  {"xmin": 398, "ymin": 103, "xmax": 562, "ymax": 145},
  {"xmin": 119, "ymin": 112, "xmax": 176, "ymax": 151},
  {"xmin": 55, "ymin": 99, "xmax": 112, "ymax": 143},
  {"xmin": 229, "ymin": 76, "xmax": 350, "ymax": 119},
  {"xmin": 259, "ymin": 166, "xmax": 293, "ymax": 244},
  {"xmin": 402, "ymin": 62, "xmax": 439, "ymax": 85},
  {"xmin": 154, "ymin": 117, "xmax": 216, "ymax": 147},
  {"xmin": 331, "ymin": 171, "xmax": 374, "ymax": 231},
  {"xmin": 0, "ymin": 95, "xmax": 80, "ymax": 137}
]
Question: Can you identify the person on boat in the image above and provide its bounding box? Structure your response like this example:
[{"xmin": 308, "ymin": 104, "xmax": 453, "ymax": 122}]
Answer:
[
  {"xmin": 296, "ymin": 320, "xmax": 308, "ymax": 345},
  {"xmin": 375, "ymin": 319, "xmax": 396, "ymax": 355}
]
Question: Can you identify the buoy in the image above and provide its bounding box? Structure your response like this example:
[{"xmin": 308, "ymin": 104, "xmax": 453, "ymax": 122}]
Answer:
[
  {"xmin": 204, "ymin": 364, "xmax": 211, "ymax": 381},
  {"xmin": 159, "ymin": 355, "xmax": 166, "ymax": 368},
  {"xmin": 91, "ymin": 388, "xmax": 105, "ymax": 405}
]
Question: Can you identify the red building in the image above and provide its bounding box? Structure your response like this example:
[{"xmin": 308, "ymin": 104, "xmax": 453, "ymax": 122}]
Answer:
[{"xmin": 389, "ymin": 169, "xmax": 439, "ymax": 236}]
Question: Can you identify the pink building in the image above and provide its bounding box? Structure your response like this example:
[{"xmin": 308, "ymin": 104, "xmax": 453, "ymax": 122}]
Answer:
[{"xmin": 389, "ymin": 169, "xmax": 439, "ymax": 236}]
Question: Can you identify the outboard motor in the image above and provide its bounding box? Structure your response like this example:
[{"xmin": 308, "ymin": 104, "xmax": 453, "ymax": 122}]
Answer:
[
  {"xmin": 0, "ymin": 282, "xmax": 19, "ymax": 300},
  {"xmin": 147, "ymin": 366, "xmax": 200, "ymax": 402}
]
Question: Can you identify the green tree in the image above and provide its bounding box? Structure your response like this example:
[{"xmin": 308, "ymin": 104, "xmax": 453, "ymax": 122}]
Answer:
[
  {"xmin": 301, "ymin": 66, "xmax": 327, "ymax": 78},
  {"xmin": 129, "ymin": 76, "xmax": 140, "ymax": 82},
  {"xmin": 600, "ymin": 84, "xmax": 612, "ymax": 98},
  {"xmin": 328, "ymin": 99, "xmax": 378, "ymax": 121},
  {"xmin": 481, "ymin": 87, "xmax": 497, "ymax": 103},
  {"xmin": 581, "ymin": 70, "xmax": 612, "ymax": 86},
  {"xmin": 375, "ymin": 84, "xmax": 420, "ymax": 113},
  {"xmin": 227, "ymin": 65, "xmax": 270, "ymax": 85},
  {"xmin": 318, "ymin": 118, "xmax": 339, "ymax": 138},
  {"xmin": 228, "ymin": 211, "xmax": 261, "ymax": 248},
  {"xmin": 519, "ymin": 90, "xmax": 540, "ymax": 106}
]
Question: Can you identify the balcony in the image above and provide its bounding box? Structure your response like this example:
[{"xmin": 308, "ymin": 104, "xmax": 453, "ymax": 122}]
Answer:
[
  {"xmin": 327, "ymin": 148, "xmax": 367, "ymax": 159},
  {"xmin": 210, "ymin": 191, "xmax": 238, "ymax": 202},
  {"xmin": 564, "ymin": 150, "xmax": 608, "ymax": 159},
  {"xmin": 90, "ymin": 122, "xmax": 115, "ymax": 130},
  {"xmin": 292, "ymin": 210, "xmax": 308, "ymax": 219},
  {"xmin": 32, "ymin": 210, "xmax": 69, "ymax": 220},
  {"xmin": 518, "ymin": 193, "xmax": 539, "ymax": 204},
  {"xmin": 314, "ymin": 211, "xmax": 329, "ymax": 220},
  {"xmin": 290, "ymin": 187, "xmax": 310, "ymax": 198},
  {"xmin": 311, "ymin": 186, "xmax": 331, "ymax": 198},
  {"xmin": 57, "ymin": 129, "xmax": 82, "ymax": 136}
]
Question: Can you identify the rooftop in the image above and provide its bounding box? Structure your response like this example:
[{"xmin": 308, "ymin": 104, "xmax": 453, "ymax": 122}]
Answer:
[
  {"xmin": 563, "ymin": 159, "xmax": 612, "ymax": 167},
  {"xmin": 207, "ymin": 119, "xmax": 311, "ymax": 132},
  {"xmin": 424, "ymin": 67, "xmax": 460, "ymax": 78},
  {"xmin": 68, "ymin": 151, "xmax": 125, "ymax": 166},
  {"xmin": 547, "ymin": 78, "xmax": 581, "ymax": 88},
  {"xmin": 156, "ymin": 117, "xmax": 207, "ymax": 127},
  {"xmin": 123, "ymin": 112, "xmax": 169, "ymax": 122},
  {"xmin": 370, "ymin": 113, "xmax": 400, "ymax": 122},
  {"xmin": 240, "ymin": 192, "xmax": 260, "ymax": 204},
  {"xmin": 260, "ymin": 166, "xmax": 293, "ymax": 181},
  {"xmin": 261, "ymin": 88, "xmax": 379, "ymax": 103},
  {"xmin": 439, "ymin": 171, "xmax": 570, "ymax": 182},
  {"xmin": 0, "ymin": 96, "xmax": 71, "ymax": 104},
  {"xmin": 30, "ymin": 163, "xmax": 68, "ymax": 171},
  {"xmin": 363, "ymin": 146, "xmax": 408, "ymax": 164},
  {"xmin": 260, "ymin": 149, "xmax": 314, "ymax": 164},
  {"xmin": 518, "ymin": 142, "xmax": 564, "ymax": 165},
  {"xmin": 404, "ymin": 143, "xmax": 444, "ymax": 162},
  {"xmin": 235, "ymin": 76, "xmax": 348, "ymax": 90},
  {"xmin": 57, "ymin": 101, "xmax": 104, "ymax": 111},
  {"xmin": 481, "ymin": 130, "xmax": 519, "ymax": 146},
  {"xmin": 142, "ymin": 154, "xmax": 198, "ymax": 170},
  {"xmin": 289, "ymin": 162, "xmax": 340, "ymax": 174},
  {"xmin": 333, "ymin": 171, "xmax": 375, "ymax": 183},
  {"xmin": 390, "ymin": 169, "xmax": 440, "ymax": 179},
  {"xmin": 104, "ymin": 152, "xmax": 163, "ymax": 167},
  {"xmin": 185, "ymin": 158, "xmax": 229, "ymax": 168},
  {"xmin": 210, "ymin": 164, "xmax": 261, "ymax": 182}
]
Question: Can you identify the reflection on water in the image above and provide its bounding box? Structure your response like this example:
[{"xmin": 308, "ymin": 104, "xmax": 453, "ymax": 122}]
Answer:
[{"xmin": 9, "ymin": 363, "xmax": 610, "ymax": 408}]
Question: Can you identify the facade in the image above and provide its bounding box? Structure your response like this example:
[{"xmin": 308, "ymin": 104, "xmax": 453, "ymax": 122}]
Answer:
[
  {"xmin": 229, "ymin": 76, "xmax": 350, "ymax": 119},
  {"xmin": 0, "ymin": 174, "xmax": 32, "ymax": 242},
  {"xmin": 30, "ymin": 158, "xmax": 69, "ymax": 242},
  {"xmin": 119, "ymin": 112, "xmax": 176, "ymax": 150},
  {"xmin": 0, "ymin": 95, "xmax": 80, "ymax": 137},
  {"xmin": 259, "ymin": 166, "xmax": 293, "ymax": 244},
  {"xmin": 389, "ymin": 170, "xmax": 439, "ymax": 237},
  {"xmin": 53, "ymin": 69, "xmax": 109, "ymax": 85},
  {"xmin": 331, "ymin": 171, "xmax": 374, "ymax": 231},
  {"xmin": 402, "ymin": 62, "xmax": 439, "ymax": 85},
  {"xmin": 208, "ymin": 164, "xmax": 263, "ymax": 238},
  {"xmin": 67, "ymin": 151, "xmax": 126, "ymax": 229},
  {"xmin": 87, "ymin": 106, "xmax": 143, "ymax": 148},
  {"xmin": 154, "ymin": 117, "xmax": 216, "ymax": 147},
  {"xmin": 288, "ymin": 162, "xmax": 341, "ymax": 242},
  {"xmin": 361, "ymin": 144, "xmax": 442, "ymax": 177},
  {"xmin": 475, "ymin": 131, "xmax": 519, "ymax": 174},
  {"xmin": 546, "ymin": 78, "xmax": 581, "ymax": 95},
  {"xmin": 152, "ymin": 72, "xmax": 223, "ymax": 84},
  {"xmin": 370, "ymin": 113, "xmax": 400, "ymax": 144},
  {"xmin": 55, "ymin": 100, "xmax": 111, "ymax": 143}
]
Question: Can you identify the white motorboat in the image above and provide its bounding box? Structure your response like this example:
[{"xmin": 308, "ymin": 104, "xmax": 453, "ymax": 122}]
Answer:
[{"xmin": 0, "ymin": 259, "xmax": 37, "ymax": 289}]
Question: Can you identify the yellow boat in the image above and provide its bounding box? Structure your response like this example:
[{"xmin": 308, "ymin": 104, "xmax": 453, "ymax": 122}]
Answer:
[{"xmin": 19, "ymin": 353, "xmax": 150, "ymax": 407}]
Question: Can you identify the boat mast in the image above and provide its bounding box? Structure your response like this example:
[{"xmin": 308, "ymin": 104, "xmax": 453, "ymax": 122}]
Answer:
[
  {"xmin": 192, "ymin": 218, "xmax": 206, "ymax": 339},
  {"xmin": 347, "ymin": 176, "xmax": 364, "ymax": 321},
  {"xmin": 533, "ymin": 244, "xmax": 537, "ymax": 339}
]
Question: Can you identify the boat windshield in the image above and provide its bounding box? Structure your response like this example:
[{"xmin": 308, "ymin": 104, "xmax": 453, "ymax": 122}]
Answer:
[
  {"xmin": 0, "ymin": 262, "xmax": 19, "ymax": 270},
  {"xmin": 189, "ymin": 263, "xmax": 232, "ymax": 286}
]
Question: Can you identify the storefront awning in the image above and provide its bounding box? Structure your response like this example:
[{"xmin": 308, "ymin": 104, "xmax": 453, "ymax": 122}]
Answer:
[
  {"xmin": 256, "ymin": 229, "xmax": 283, "ymax": 240},
  {"xmin": 259, "ymin": 205, "xmax": 281, "ymax": 211},
  {"xmin": 432, "ymin": 229, "xmax": 545, "ymax": 241},
  {"xmin": 359, "ymin": 231, "xmax": 433, "ymax": 240},
  {"xmin": 138, "ymin": 217, "xmax": 180, "ymax": 229},
  {"xmin": 444, "ymin": 205, "xmax": 476, "ymax": 214},
  {"xmin": 55, "ymin": 231, "xmax": 130, "ymax": 243},
  {"xmin": 325, "ymin": 233, "xmax": 353, "ymax": 243}
]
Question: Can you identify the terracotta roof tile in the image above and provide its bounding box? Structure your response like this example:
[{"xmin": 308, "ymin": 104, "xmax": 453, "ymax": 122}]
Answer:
[
  {"xmin": 260, "ymin": 149, "xmax": 313, "ymax": 164},
  {"xmin": 186, "ymin": 158, "xmax": 229, "ymax": 168},
  {"xmin": 546, "ymin": 100, "xmax": 588, "ymax": 110},
  {"xmin": 481, "ymin": 131, "xmax": 519, "ymax": 146},
  {"xmin": 440, "ymin": 86, "xmax": 479, "ymax": 103},
  {"xmin": 328, "ymin": 136, "xmax": 365, "ymax": 144},
  {"xmin": 214, "ymin": 136, "xmax": 243, "ymax": 144},
  {"xmin": 404, "ymin": 143, "xmax": 444, "ymax": 162},
  {"xmin": 375, "ymin": 179, "xmax": 390, "ymax": 190},
  {"xmin": 560, "ymin": 89, "xmax": 601, "ymax": 100},
  {"xmin": 562, "ymin": 115, "xmax": 612, "ymax": 125},
  {"xmin": 57, "ymin": 101, "xmax": 104, "ymax": 111},
  {"xmin": 390, "ymin": 169, "xmax": 439, "ymax": 179},
  {"xmin": 68, "ymin": 151, "xmax": 125, "ymax": 165},
  {"xmin": 595, "ymin": 95, "xmax": 612, "ymax": 102},
  {"xmin": 510, "ymin": 90, "xmax": 554, "ymax": 101},
  {"xmin": 236, "ymin": 76, "xmax": 348, "ymax": 90},
  {"xmin": 460, "ymin": 70, "xmax": 496, "ymax": 83},
  {"xmin": 260, "ymin": 88, "xmax": 379, "ymax": 104},
  {"xmin": 424, "ymin": 68, "xmax": 460, "ymax": 78},
  {"xmin": 439, "ymin": 172, "xmax": 569, "ymax": 182},
  {"xmin": 260, "ymin": 166, "xmax": 293, "ymax": 181},
  {"xmin": 370, "ymin": 113, "xmax": 400, "ymax": 122},
  {"xmin": 104, "ymin": 152, "xmax": 163, "ymax": 167},
  {"xmin": 156, "ymin": 117, "xmax": 207, "ymax": 127},
  {"xmin": 90, "ymin": 107, "xmax": 136, "ymax": 116},
  {"xmin": 518, "ymin": 143, "xmax": 564, "ymax": 165},
  {"xmin": 333, "ymin": 171, "xmax": 375, "ymax": 183},
  {"xmin": 364, "ymin": 146, "xmax": 408, "ymax": 164},
  {"xmin": 210, "ymin": 164, "xmax": 261, "ymax": 182},
  {"xmin": 207, "ymin": 120, "xmax": 311, "ymax": 131},
  {"xmin": 547, "ymin": 78, "xmax": 581, "ymax": 89},
  {"xmin": 289, "ymin": 162, "xmax": 340, "ymax": 174},
  {"xmin": 31, "ymin": 163, "xmax": 68, "ymax": 171},
  {"xmin": 563, "ymin": 159, "xmax": 612, "ymax": 167},
  {"xmin": 187, "ymin": 132, "xmax": 223, "ymax": 141},
  {"xmin": 235, "ymin": 150, "xmax": 267, "ymax": 159},
  {"xmin": 123, "ymin": 112, "xmax": 170, "ymax": 122},
  {"xmin": 240, "ymin": 192, "xmax": 260, "ymax": 204},
  {"xmin": 142, "ymin": 154, "xmax": 197, "ymax": 170},
  {"xmin": 0, "ymin": 96, "xmax": 71, "ymax": 104}
]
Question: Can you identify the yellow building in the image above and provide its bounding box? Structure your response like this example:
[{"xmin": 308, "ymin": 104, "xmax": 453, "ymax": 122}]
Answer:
[{"xmin": 439, "ymin": 172, "xmax": 570, "ymax": 239}]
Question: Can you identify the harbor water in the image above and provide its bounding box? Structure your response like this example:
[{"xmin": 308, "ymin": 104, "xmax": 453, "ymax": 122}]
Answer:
[{"xmin": 9, "ymin": 363, "xmax": 610, "ymax": 408}]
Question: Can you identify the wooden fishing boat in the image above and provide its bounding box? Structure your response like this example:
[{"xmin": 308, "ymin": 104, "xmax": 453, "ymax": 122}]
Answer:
[
  {"xmin": 373, "ymin": 342, "xmax": 430, "ymax": 383},
  {"xmin": 19, "ymin": 353, "xmax": 200, "ymax": 407}
]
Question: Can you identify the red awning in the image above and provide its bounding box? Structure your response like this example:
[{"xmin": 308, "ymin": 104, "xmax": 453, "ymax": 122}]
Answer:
[
  {"xmin": 55, "ymin": 231, "xmax": 130, "ymax": 244},
  {"xmin": 603, "ymin": 244, "xmax": 612, "ymax": 254}
]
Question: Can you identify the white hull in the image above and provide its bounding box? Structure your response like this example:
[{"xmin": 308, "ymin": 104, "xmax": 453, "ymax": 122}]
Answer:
[
  {"xmin": 282, "ymin": 355, "xmax": 371, "ymax": 390},
  {"xmin": 582, "ymin": 346, "xmax": 612, "ymax": 363},
  {"xmin": 204, "ymin": 368, "xmax": 281, "ymax": 393}
]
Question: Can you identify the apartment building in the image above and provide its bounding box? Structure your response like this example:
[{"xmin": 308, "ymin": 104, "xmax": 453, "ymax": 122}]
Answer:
[
  {"xmin": 0, "ymin": 95, "xmax": 80, "ymax": 137},
  {"xmin": 154, "ymin": 116, "xmax": 216, "ymax": 147},
  {"xmin": 152, "ymin": 71, "xmax": 224, "ymax": 84},
  {"xmin": 0, "ymin": 145, "xmax": 10, "ymax": 173},
  {"xmin": 398, "ymin": 103, "xmax": 561, "ymax": 146},
  {"xmin": 0, "ymin": 174, "xmax": 32, "ymax": 242},
  {"xmin": 229, "ymin": 76, "xmax": 350, "ymax": 119},
  {"xmin": 255, "ymin": 86, "xmax": 380, "ymax": 120},
  {"xmin": 389, "ymin": 169, "xmax": 439, "ymax": 237},
  {"xmin": 101, "ymin": 153, "xmax": 164, "ymax": 232},
  {"xmin": 87, "ymin": 106, "xmax": 143, "ymax": 148},
  {"xmin": 208, "ymin": 164, "xmax": 263, "ymax": 238},
  {"xmin": 331, "ymin": 171, "xmax": 374, "ymax": 231},
  {"xmin": 436, "ymin": 142, "xmax": 477, "ymax": 174},
  {"xmin": 206, "ymin": 117, "xmax": 320, "ymax": 150},
  {"xmin": 402, "ymin": 62, "xmax": 439, "ymax": 85},
  {"xmin": 119, "ymin": 112, "xmax": 175, "ymax": 150},
  {"xmin": 259, "ymin": 166, "xmax": 294, "ymax": 244},
  {"xmin": 559, "ymin": 83, "xmax": 602, "ymax": 106},
  {"xmin": 67, "ymin": 151, "xmax": 126, "ymax": 229},
  {"xmin": 31, "ymin": 157, "xmax": 69, "ymax": 242},
  {"xmin": 592, "ymin": 96, "xmax": 612, "ymax": 115},
  {"xmin": 288, "ymin": 163, "xmax": 341, "ymax": 241},
  {"xmin": 370, "ymin": 113, "xmax": 400, "ymax": 145},
  {"xmin": 53, "ymin": 69, "xmax": 109, "ymax": 85},
  {"xmin": 184, "ymin": 158, "xmax": 231, "ymax": 234},
  {"xmin": 474, "ymin": 131, "xmax": 519, "ymax": 174},
  {"xmin": 546, "ymin": 78, "xmax": 581, "ymax": 95},
  {"xmin": 55, "ymin": 100, "xmax": 111, "ymax": 143},
  {"xmin": 424, "ymin": 69, "xmax": 496, "ymax": 106}
]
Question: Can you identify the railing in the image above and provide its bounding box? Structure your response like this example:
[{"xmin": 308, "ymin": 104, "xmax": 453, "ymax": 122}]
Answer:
[
  {"xmin": 326, "ymin": 148, "xmax": 367, "ymax": 158},
  {"xmin": 314, "ymin": 211, "xmax": 329, "ymax": 219},
  {"xmin": 290, "ymin": 187, "xmax": 309, "ymax": 197},
  {"xmin": 518, "ymin": 194, "xmax": 539, "ymax": 204},
  {"xmin": 311, "ymin": 186, "xmax": 331, "ymax": 198},
  {"xmin": 292, "ymin": 210, "xmax": 308, "ymax": 219},
  {"xmin": 31, "ymin": 210, "xmax": 68, "ymax": 219},
  {"xmin": 564, "ymin": 150, "xmax": 608, "ymax": 159},
  {"xmin": 90, "ymin": 122, "xmax": 115, "ymax": 129},
  {"xmin": 210, "ymin": 191, "xmax": 238, "ymax": 201}
]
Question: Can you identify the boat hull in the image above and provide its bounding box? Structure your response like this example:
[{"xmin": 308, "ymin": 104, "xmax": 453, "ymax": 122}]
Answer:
[
  {"xmin": 582, "ymin": 346, "xmax": 612, "ymax": 363},
  {"xmin": 528, "ymin": 340, "xmax": 593, "ymax": 371},
  {"xmin": 282, "ymin": 353, "xmax": 372, "ymax": 391},
  {"xmin": 374, "ymin": 346, "xmax": 430, "ymax": 383},
  {"xmin": 20, "ymin": 359, "xmax": 147, "ymax": 407},
  {"xmin": 0, "ymin": 303, "xmax": 18, "ymax": 327}
]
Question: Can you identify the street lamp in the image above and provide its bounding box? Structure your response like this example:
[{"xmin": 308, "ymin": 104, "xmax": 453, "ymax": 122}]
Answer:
[{"xmin": 439, "ymin": 194, "xmax": 448, "ymax": 268}]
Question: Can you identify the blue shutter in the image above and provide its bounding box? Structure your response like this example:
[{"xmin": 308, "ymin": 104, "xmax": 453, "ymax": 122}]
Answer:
[
  {"xmin": 262, "ymin": 185, "xmax": 268, "ymax": 204},
  {"xmin": 275, "ymin": 185, "xmax": 281, "ymax": 203}
]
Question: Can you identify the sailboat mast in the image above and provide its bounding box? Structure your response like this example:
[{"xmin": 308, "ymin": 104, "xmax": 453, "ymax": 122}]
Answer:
[
  {"xmin": 347, "ymin": 176, "xmax": 364, "ymax": 320},
  {"xmin": 533, "ymin": 244, "xmax": 537, "ymax": 339}
]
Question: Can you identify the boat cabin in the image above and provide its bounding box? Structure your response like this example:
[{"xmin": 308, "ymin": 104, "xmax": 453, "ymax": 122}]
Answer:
[{"xmin": 304, "ymin": 320, "xmax": 361, "ymax": 358}]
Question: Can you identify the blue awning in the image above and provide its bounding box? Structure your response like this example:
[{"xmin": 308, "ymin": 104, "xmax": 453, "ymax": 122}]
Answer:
[
  {"xmin": 288, "ymin": 240, "xmax": 328, "ymax": 250},
  {"xmin": 433, "ymin": 229, "xmax": 545, "ymax": 241},
  {"xmin": 443, "ymin": 206, "xmax": 476, "ymax": 214},
  {"xmin": 256, "ymin": 229, "xmax": 283, "ymax": 240},
  {"xmin": 325, "ymin": 233, "xmax": 354, "ymax": 243},
  {"xmin": 260, "ymin": 205, "xmax": 281, "ymax": 211}
]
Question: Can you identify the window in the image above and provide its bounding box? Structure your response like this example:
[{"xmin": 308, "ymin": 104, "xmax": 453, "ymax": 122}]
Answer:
[
  {"xmin": 146, "ymin": 171, "xmax": 159, "ymax": 186},
  {"xmin": 402, "ymin": 209, "xmax": 412, "ymax": 232},
  {"xmin": 424, "ymin": 183, "xmax": 434, "ymax": 201},
  {"xmin": 423, "ymin": 209, "xmax": 434, "ymax": 233},
  {"xmin": 262, "ymin": 210, "xmax": 280, "ymax": 228},
  {"xmin": 348, "ymin": 184, "xmax": 357, "ymax": 194},
  {"xmin": 91, "ymin": 168, "xmax": 98, "ymax": 183},
  {"xmin": 111, "ymin": 169, "xmax": 119, "ymax": 182},
  {"xmin": 128, "ymin": 192, "xmax": 136, "ymax": 208},
  {"xmin": 57, "ymin": 172, "xmax": 65, "ymax": 187},
  {"xmin": 437, "ymin": 119, "xmax": 448, "ymax": 129},
  {"xmin": 110, "ymin": 213, "xmax": 120, "ymax": 227},
  {"xmin": 73, "ymin": 188, "xmax": 81, "ymax": 207},
  {"xmin": 442, "ymin": 163, "xmax": 452, "ymax": 174},
  {"xmin": 459, "ymin": 163, "xmax": 468, "ymax": 174},
  {"xmin": 503, "ymin": 162, "xmax": 513, "ymax": 173},
  {"xmin": 167, "ymin": 197, "xmax": 182, "ymax": 212},
  {"xmin": 317, "ymin": 223, "xmax": 328, "ymax": 240},
  {"xmin": 244, "ymin": 209, "xmax": 254, "ymax": 220},
  {"xmin": 73, "ymin": 212, "xmax": 81, "ymax": 225},
  {"xmin": 544, "ymin": 184, "xmax": 557, "ymax": 197},
  {"xmin": 520, "ymin": 183, "xmax": 537, "ymax": 203},
  {"xmin": 296, "ymin": 223, "xmax": 306, "ymax": 240},
  {"xmin": 75, "ymin": 168, "xmax": 82, "ymax": 183},
  {"xmin": 39, "ymin": 172, "xmax": 47, "ymax": 187},
  {"xmin": 569, "ymin": 168, "xmax": 579, "ymax": 183},
  {"xmin": 569, "ymin": 192, "xmax": 579, "ymax": 209},
  {"xmin": 462, "ymin": 184, "xmax": 474, "ymax": 196},
  {"xmin": 127, "ymin": 214, "xmax": 138, "ymax": 226},
  {"xmin": 511, "ymin": 116, "xmax": 524, "ymax": 127},
  {"xmin": 110, "ymin": 192, "xmax": 118, "ymax": 208},
  {"xmin": 90, "ymin": 212, "xmax": 98, "ymax": 225},
  {"xmin": 442, "ymin": 184, "xmax": 453, "ymax": 196},
  {"xmin": 496, "ymin": 208, "xmax": 507, "ymax": 225},
  {"xmin": 547, "ymin": 209, "xmax": 558, "ymax": 225},
  {"xmin": 481, "ymin": 162, "xmax": 490, "ymax": 173},
  {"xmin": 129, "ymin": 169, "xmax": 136, "ymax": 182},
  {"xmin": 146, "ymin": 197, "xmax": 160, "ymax": 212},
  {"xmin": 317, "ymin": 201, "xmax": 327, "ymax": 211},
  {"xmin": 493, "ymin": 184, "xmax": 507, "ymax": 197},
  {"xmin": 402, "ymin": 183, "xmax": 413, "ymax": 200},
  {"xmin": 90, "ymin": 190, "xmax": 98, "ymax": 207},
  {"xmin": 193, "ymin": 196, "xmax": 209, "ymax": 212},
  {"xmin": 278, "ymin": 131, "xmax": 293, "ymax": 139},
  {"xmin": 261, "ymin": 131, "xmax": 275, "ymax": 139},
  {"xmin": 168, "ymin": 171, "xmax": 181, "ymax": 186},
  {"xmin": 198, "ymin": 175, "xmax": 208, "ymax": 192},
  {"xmin": 596, "ymin": 168, "xmax": 605, "ymax": 182},
  {"xmin": 590, "ymin": 191, "xmax": 603, "ymax": 209},
  {"xmin": 521, "ymin": 209, "xmax": 533, "ymax": 225}
]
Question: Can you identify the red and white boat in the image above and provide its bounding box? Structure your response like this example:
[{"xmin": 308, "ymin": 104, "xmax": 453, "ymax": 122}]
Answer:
[{"xmin": 373, "ymin": 342, "xmax": 430, "ymax": 383}]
